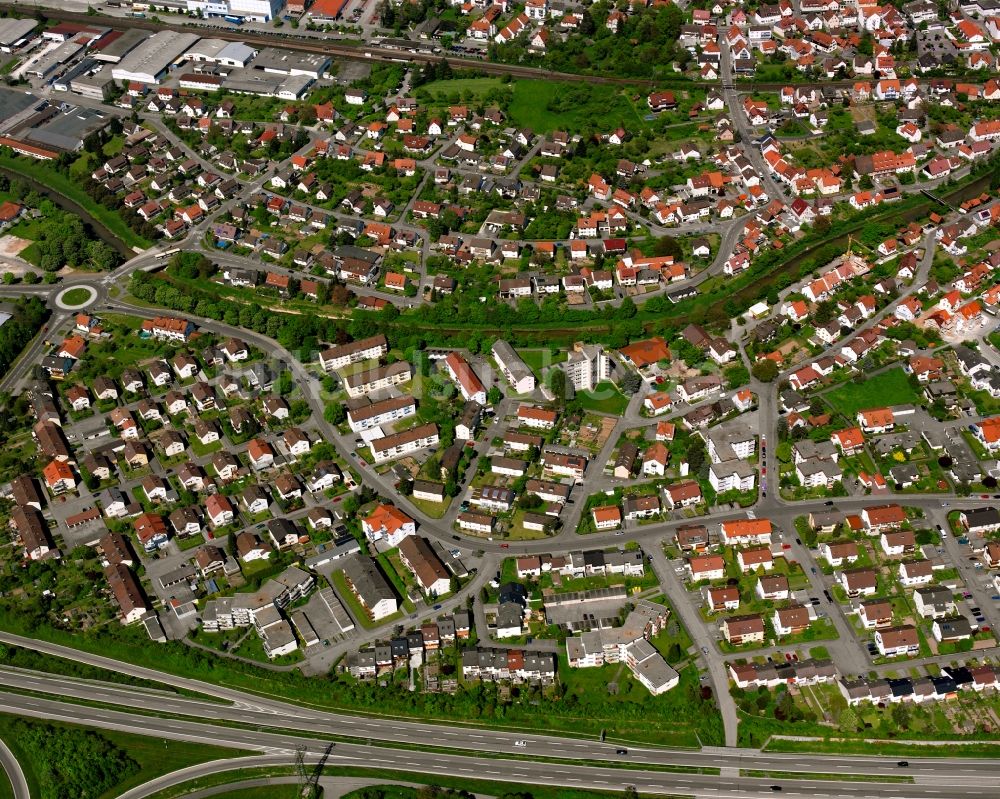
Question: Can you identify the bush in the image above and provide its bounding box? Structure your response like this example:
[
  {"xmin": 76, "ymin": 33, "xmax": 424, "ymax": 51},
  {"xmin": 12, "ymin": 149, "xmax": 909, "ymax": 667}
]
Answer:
[{"xmin": 751, "ymin": 359, "xmax": 778, "ymax": 382}]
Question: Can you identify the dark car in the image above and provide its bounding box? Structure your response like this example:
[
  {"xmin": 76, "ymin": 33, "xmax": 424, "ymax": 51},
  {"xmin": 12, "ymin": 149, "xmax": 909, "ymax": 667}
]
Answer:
[
  {"xmin": 770, "ymin": 787, "xmax": 782, "ymax": 792},
  {"xmin": 616, "ymin": 748, "xmax": 628, "ymax": 755},
  {"xmin": 897, "ymin": 761, "xmax": 909, "ymax": 767}
]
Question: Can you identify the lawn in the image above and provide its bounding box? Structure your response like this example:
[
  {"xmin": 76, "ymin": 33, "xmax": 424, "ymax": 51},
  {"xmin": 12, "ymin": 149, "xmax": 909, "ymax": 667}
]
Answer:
[
  {"xmin": 406, "ymin": 494, "xmax": 451, "ymax": 519},
  {"xmin": 59, "ymin": 288, "xmax": 93, "ymax": 307},
  {"xmin": 518, "ymin": 347, "xmax": 567, "ymax": 381},
  {"xmin": 508, "ymin": 80, "xmax": 645, "ymax": 134},
  {"xmin": 575, "ymin": 382, "xmax": 629, "ymax": 415},
  {"xmin": 824, "ymin": 368, "xmax": 920, "ymax": 418}
]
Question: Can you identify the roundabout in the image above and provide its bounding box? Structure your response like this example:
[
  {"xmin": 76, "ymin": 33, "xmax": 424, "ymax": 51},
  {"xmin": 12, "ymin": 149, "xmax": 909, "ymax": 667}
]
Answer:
[{"xmin": 54, "ymin": 285, "xmax": 97, "ymax": 310}]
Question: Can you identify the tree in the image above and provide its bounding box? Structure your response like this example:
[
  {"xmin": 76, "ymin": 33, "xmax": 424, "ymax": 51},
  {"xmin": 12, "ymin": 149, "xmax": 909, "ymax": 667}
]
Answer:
[
  {"xmin": 487, "ymin": 386, "xmax": 503, "ymax": 405},
  {"xmin": 686, "ymin": 439, "xmax": 707, "ymax": 474},
  {"xmin": 297, "ymin": 104, "xmax": 318, "ymax": 126},
  {"xmin": 324, "ymin": 403, "xmax": 346, "ymax": 425},
  {"xmin": 548, "ymin": 368, "xmax": 566, "ymax": 406},
  {"xmin": 653, "ymin": 235, "xmax": 682, "ymax": 258},
  {"xmin": 839, "ymin": 706, "xmax": 859, "ymax": 733},
  {"xmin": 891, "ymin": 702, "xmax": 910, "ymax": 730},
  {"xmin": 619, "ymin": 371, "xmax": 642, "ymax": 395},
  {"xmin": 752, "ymin": 359, "xmax": 778, "ymax": 383}
]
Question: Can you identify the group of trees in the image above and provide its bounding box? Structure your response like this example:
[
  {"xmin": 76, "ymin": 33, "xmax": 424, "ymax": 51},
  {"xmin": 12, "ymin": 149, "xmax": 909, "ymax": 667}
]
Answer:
[
  {"xmin": 0, "ymin": 297, "xmax": 47, "ymax": 376},
  {"xmin": 0, "ymin": 175, "xmax": 121, "ymax": 271},
  {"xmin": 7, "ymin": 717, "xmax": 139, "ymax": 799},
  {"xmin": 32, "ymin": 215, "xmax": 120, "ymax": 273},
  {"xmin": 491, "ymin": 2, "xmax": 686, "ymax": 79}
]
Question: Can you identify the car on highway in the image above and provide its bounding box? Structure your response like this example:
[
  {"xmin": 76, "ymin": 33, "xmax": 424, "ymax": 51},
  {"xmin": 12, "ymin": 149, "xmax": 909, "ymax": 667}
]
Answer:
[
  {"xmin": 897, "ymin": 762, "xmax": 909, "ymax": 768},
  {"xmin": 770, "ymin": 787, "xmax": 782, "ymax": 792},
  {"xmin": 433, "ymin": 604, "xmax": 442, "ymax": 610},
  {"xmin": 514, "ymin": 740, "xmax": 527, "ymax": 748},
  {"xmin": 616, "ymin": 749, "xmax": 628, "ymax": 755},
  {"xmin": 501, "ymin": 543, "xmax": 509, "ymax": 548}
]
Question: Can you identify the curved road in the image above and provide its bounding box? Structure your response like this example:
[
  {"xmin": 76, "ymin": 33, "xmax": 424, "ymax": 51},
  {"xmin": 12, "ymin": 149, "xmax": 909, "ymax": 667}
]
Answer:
[{"xmin": 0, "ymin": 738, "xmax": 28, "ymax": 799}]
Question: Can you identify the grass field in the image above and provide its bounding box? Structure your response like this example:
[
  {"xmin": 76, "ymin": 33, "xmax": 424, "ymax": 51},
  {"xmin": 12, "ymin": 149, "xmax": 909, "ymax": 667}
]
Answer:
[
  {"xmin": 508, "ymin": 80, "xmax": 644, "ymax": 133},
  {"xmin": 575, "ymin": 382, "xmax": 630, "ymax": 415},
  {"xmin": 824, "ymin": 368, "xmax": 920, "ymax": 417},
  {"xmin": 419, "ymin": 77, "xmax": 506, "ymax": 100}
]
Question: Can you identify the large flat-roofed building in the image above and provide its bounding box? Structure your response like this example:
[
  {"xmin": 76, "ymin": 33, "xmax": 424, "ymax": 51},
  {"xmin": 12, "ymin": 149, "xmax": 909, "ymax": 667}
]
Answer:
[
  {"xmin": 183, "ymin": 38, "xmax": 257, "ymax": 67},
  {"xmin": 250, "ymin": 47, "xmax": 330, "ymax": 79},
  {"xmin": 221, "ymin": 72, "xmax": 313, "ymax": 100},
  {"xmin": 0, "ymin": 89, "xmax": 43, "ymax": 135},
  {"xmin": 69, "ymin": 65, "xmax": 115, "ymax": 101},
  {"xmin": 183, "ymin": 37, "xmax": 229, "ymax": 62},
  {"xmin": 25, "ymin": 40, "xmax": 84, "ymax": 80},
  {"xmin": 91, "ymin": 29, "xmax": 148, "ymax": 63},
  {"xmin": 112, "ymin": 31, "xmax": 201, "ymax": 84},
  {"xmin": 25, "ymin": 104, "xmax": 111, "ymax": 153},
  {"xmin": 229, "ymin": 0, "xmax": 284, "ymax": 22},
  {"xmin": 216, "ymin": 41, "xmax": 258, "ymax": 67}
]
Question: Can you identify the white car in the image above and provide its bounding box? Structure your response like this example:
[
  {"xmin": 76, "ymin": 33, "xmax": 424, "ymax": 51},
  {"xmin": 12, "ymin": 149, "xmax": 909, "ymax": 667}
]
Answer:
[{"xmin": 514, "ymin": 740, "xmax": 527, "ymax": 748}]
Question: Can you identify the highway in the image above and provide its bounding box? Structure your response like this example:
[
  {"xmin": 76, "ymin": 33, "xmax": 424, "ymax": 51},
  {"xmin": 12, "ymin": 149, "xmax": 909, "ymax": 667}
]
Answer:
[
  {"xmin": 2, "ymin": 688, "xmax": 1000, "ymax": 799},
  {"xmin": 4, "ymin": 638, "xmax": 1000, "ymax": 794}
]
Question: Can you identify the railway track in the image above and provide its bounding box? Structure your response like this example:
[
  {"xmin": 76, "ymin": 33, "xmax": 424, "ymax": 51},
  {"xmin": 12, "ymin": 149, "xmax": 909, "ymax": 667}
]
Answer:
[{"xmin": 0, "ymin": 4, "xmax": 863, "ymax": 91}]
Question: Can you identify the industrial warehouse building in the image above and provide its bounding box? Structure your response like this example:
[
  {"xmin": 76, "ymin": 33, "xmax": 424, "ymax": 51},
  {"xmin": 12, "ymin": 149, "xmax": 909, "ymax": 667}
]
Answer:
[
  {"xmin": 111, "ymin": 30, "xmax": 200, "ymax": 84},
  {"xmin": 0, "ymin": 19, "xmax": 37, "ymax": 53}
]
